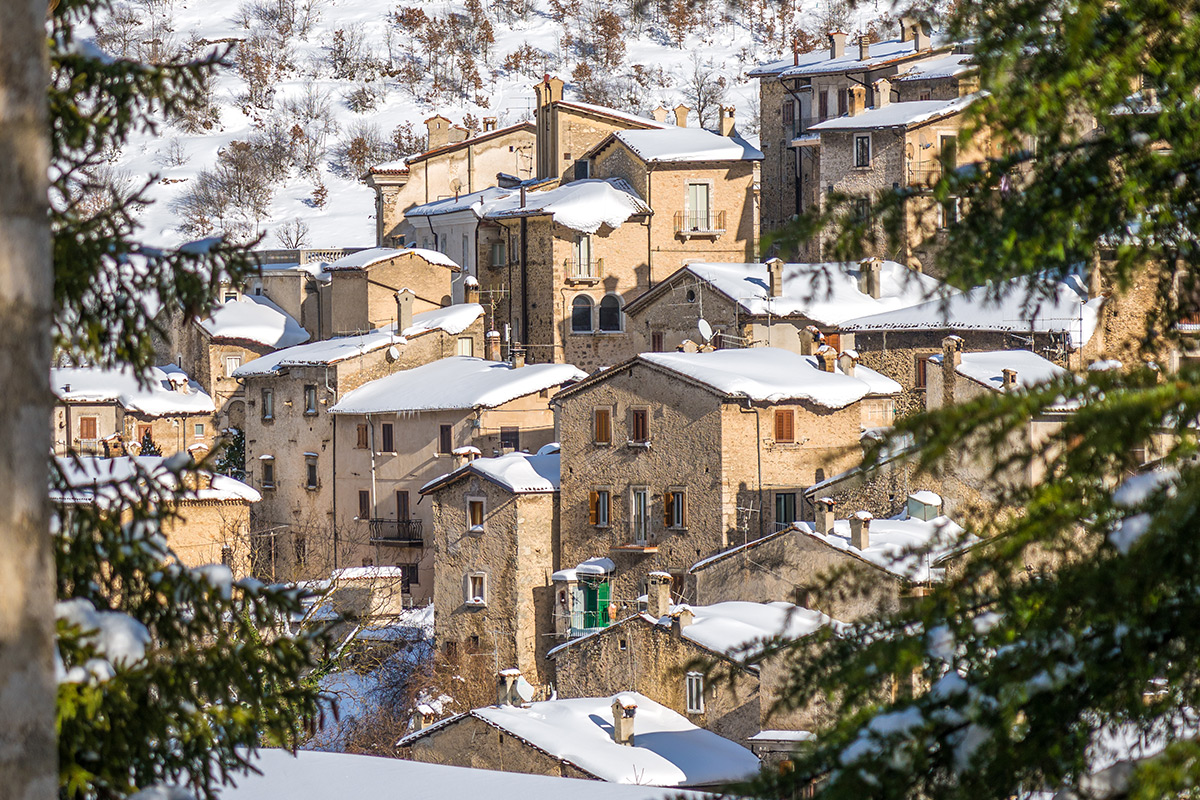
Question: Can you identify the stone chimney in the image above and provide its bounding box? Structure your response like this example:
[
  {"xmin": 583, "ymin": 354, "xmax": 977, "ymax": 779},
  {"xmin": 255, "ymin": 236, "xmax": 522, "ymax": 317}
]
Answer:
[
  {"xmin": 652, "ymin": 106, "xmax": 669, "ymax": 123},
  {"xmin": 858, "ymin": 257, "xmax": 883, "ymax": 299},
  {"xmin": 671, "ymin": 606, "xmax": 695, "ymax": 638},
  {"xmin": 611, "ymin": 696, "xmax": 637, "ymax": 745},
  {"xmin": 815, "ymin": 497, "xmax": 836, "ymax": 535},
  {"xmin": 800, "ymin": 325, "xmax": 824, "ymax": 356},
  {"xmin": 873, "ymin": 78, "xmax": 892, "ymax": 108},
  {"xmin": 425, "ymin": 114, "xmax": 454, "ymax": 150},
  {"xmin": 168, "ymin": 373, "xmax": 190, "ymax": 394},
  {"xmin": 840, "ymin": 331, "xmax": 856, "ymax": 352},
  {"xmin": 850, "ymin": 511, "xmax": 872, "ymax": 550},
  {"xmin": 767, "ymin": 257, "xmax": 785, "ymax": 298},
  {"xmin": 511, "ymin": 344, "xmax": 526, "ymax": 368},
  {"xmin": 673, "ymin": 104, "xmax": 690, "ymax": 127},
  {"xmin": 793, "ymin": 45, "xmax": 800, "ymax": 66},
  {"xmin": 486, "ymin": 330, "xmax": 502, "ymax": 361},
  {"xmin": 719, "ymin": 106, "xmax": 736, "ymax": 136},
  {"xmin": 914, "ymin": 21, "xmax": 931, "ymax": 52},
  {"xmin": 942, "ymin": 335, "xmax": 964, "ymax": 405},
  {"xmin": 848, "ymin": 85, "xmax": 867, "ymax": 117},
  {"xmin": 858, "ymin": 33, "xmax": 872, "ymax": 61},
  {"xmin": 817, "ymin": 344, "xmax": 837, "ymax": 373},
  {"xmin": 415, "ymin": 703, "xmax": 436, "ymax": 730},
  {"xmin": 828, "ymin": 31, "xmax": 847, "ymax": 59},
  {"xmin": 498, "ymin": 668, "xmax": 522, "ymax": 706},
  {"xmin": 899, "ymin": 15, "xmax": 916, "ymax": 41},
  {"xmin": 395, "ymin": 288, "xmax": 415, "ymax": 333},
  {"xmin": 838, "ymin": 350, "xmax": 858, "ymax": 376},
  {"xmin": 464, "ymin": 275, "xmax": 480, "ymax": 304},
  {"xmin": 482, "ymin": 117, "xmax": 497, "ymax": 132},
  {"xmin": 1002, "ymin": 368, "xmax": 1018, "ymax": 391},
  {"xmin": 647, "ymin": 571, "xmax": 672, "ymax": 619},
  {"xmin": 533, "ymin": 74, "xmax": 564, "ymax": 108}
]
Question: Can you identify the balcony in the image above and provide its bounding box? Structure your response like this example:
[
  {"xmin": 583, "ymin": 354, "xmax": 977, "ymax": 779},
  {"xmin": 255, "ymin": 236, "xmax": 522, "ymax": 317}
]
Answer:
[
  {"xmin": 907, "ymin": 161, "xmax": 949, "ymax": 187},
  {"xmin": 368, "ymin": 518, "xmax": 424, "ymax": 546},
  {"xmin": 788, "ymin": 116, "xmax": 824, "ymax": 147},
  {"xmin": 565, "ymin": 257, "xmax": 603, "ymax": 284},
  {"xmin": 674, "ymin": 210, "xmax": 727, "ymax": 239}
]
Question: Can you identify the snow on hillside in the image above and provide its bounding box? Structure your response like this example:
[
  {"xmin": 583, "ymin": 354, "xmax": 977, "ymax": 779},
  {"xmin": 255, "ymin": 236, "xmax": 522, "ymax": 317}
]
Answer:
[{"xmin": 97, "ymin": 0, "xmax": 886, "ymax": 249}]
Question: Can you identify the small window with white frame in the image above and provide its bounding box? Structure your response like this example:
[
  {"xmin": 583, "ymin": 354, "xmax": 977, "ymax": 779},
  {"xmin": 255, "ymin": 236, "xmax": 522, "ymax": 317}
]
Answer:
[
  {"xmin": 854, "ymin": 134, "xmax": 872, "ymax": 167},
  {"xmin": 457, "ymin": 336, "xmax": 474, "ymax": 357},
  {"xmin": 224, "ymin": 354, "xmax": 242, "ymax": 377},
  {"xmin": 465, "ymin": 572, "xmax": 487, "ymax": 606},
  {"xmin": 467, "ymin": 497, "xmax": 485, "ymax": 532},
  {"xmin": 686, "ymin": 671, "xmax": 704, "ymax": 713}
]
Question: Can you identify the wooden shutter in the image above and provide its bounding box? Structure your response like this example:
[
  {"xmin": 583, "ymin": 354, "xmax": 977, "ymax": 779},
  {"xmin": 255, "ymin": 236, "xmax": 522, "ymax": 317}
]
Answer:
[
  {"xmin": 678, "ymin": 490, "xmax": 687, "ymax": 527},
  {"xmin": 663, "ymin": 492, "xmax": 674, "ymax": 528},
  {"xmin": 774, "ymin": 409, "xmax": 794, "ymax": 442},
  {"xmin": 589, "ymin": 491, "xmax": 599, "ymax": 525},
  {"xmin": 79, "ymin": 417, "xmax": 97, "ymax": 440},
  {"xmin": 397, "ymin": 490, "xmax": 410, "ymax": 520},
  {"xmin": 357, "ymin": 424, "xmax": 368, "ymax": 448}
]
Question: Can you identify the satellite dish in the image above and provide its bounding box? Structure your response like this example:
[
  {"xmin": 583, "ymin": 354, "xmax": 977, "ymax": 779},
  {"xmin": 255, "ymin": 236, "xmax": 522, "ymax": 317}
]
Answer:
[
  {"xmin": 698, "ymin": 318, "xmax": 713, "ymax": 343},
  {"xmin": 385, "ymin": 345, "xmax": 400, "ymax": 363},
  {"xmin": 514, "ymin": 676, "xmax": 536, "ymax": 704}
]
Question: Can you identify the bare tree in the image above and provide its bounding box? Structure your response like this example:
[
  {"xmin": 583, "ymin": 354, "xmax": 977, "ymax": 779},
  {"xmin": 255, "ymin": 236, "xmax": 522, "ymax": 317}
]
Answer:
[
  {"xmin": 684, "ymin": 54, "xmax": 727, "ymax": 129},
  {"xmin": 275, "ymin": 218, "xmax": 311, "ymax": 249},
  {"xmin": 0, "ymin": 0, "xmax": 55, "ymax": 794}
]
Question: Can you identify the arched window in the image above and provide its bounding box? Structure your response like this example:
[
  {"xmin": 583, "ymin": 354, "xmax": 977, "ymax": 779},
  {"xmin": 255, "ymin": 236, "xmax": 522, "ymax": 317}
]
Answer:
[
  {"xmin": 571, "ymin": 296, "xmax": 593, "ymax": 333},
  {"xmin": 598, "ymin": 294, "xmax": 622, "ymax": 332}
]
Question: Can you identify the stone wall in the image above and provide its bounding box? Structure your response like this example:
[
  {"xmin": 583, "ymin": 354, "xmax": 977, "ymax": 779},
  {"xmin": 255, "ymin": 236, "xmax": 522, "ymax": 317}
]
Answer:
[{"xmin": 401, "ymin": 714, "xmax": 593, "ymax": 779}]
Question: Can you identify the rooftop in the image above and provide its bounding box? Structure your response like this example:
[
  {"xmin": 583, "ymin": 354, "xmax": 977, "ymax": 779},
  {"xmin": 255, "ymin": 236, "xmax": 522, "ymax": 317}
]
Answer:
[
  {"xmin": 483, "ymin": 178, "xmax": 651, "ymax": 234},
  {"xmin": 329, "ymin": 356, "xmax": 584, "ymax": 414},
  {"xmin": 606, "ymin": 127, "xmax": 764, "ymax": 163},
  {"xmin": 808, "ymin": 94, "xmax": 977, "ymax": 131},
  {"xmin": 749, "ymin": 37, "xmax": 946, "ymax": 79},
  {"xmin": 198, "ymin": 295, "xmax": 310, "ymax": 349},
  {"xmin": 421, "ymin": 449, "xmax": 561, "ymax": 495},
  {"xmin": 54, "ymin": 455, "xmax": 261, "ymax": 506},
  {"xmin": 325, "ymin": 246, "xmax": 462, "ymax": 271},
  {"xmin": 52, "ymin": 364, "xmax": 215, "ymax": 417},
  {"xmin": 931, "ymin": 349, "xmax": 1068, "ymax": 392},
  {"xmin": 894, "ymin": 52, "xmax": 975, "ymax": 80},
  {"xmin": 557, "ymin": 100, "xmax": 671, "ymax": 129}
]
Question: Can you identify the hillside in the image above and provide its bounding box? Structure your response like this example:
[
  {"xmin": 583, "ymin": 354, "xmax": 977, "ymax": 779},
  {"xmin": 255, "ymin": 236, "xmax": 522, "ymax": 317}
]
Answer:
[{"xmin": 95, "ymin": 0, "xmax": 886, "ymax": 249}]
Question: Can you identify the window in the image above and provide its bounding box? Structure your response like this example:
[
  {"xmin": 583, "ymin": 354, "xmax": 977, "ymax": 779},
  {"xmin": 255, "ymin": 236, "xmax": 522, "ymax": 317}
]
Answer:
[
  {"xmin": 490, "ymin": 240, "xmax": 507, "ymax": 267},
  {"xmin": 776, "ymin": 492, "xmax": 798, "ymax": 528},
  {"xmin": 396, "ymin": 490, "xmax": 410, "ymax": 520},
  {"xmin": 651, "ymin": 331, "xmax": 665, "ymax": 352},
  {"xmin": 593, "ymin": 408, "xmax": 612, "ymax": 444},
  {"xmin": 500, "ymin": 427, "xmax": 520, "ymax": 451},
  {"xmin": 381, "ymin": 422, "xmax": 395, "ymax": 453},
  {"xmin": 939, "ymin": 198, "xmax": 960, "ymax": 229},
  {"xmin": 589, "ymin": 489, "xmax": 611, "ymax": 527},
  {"xmin": 468, "ymin": 498, "xmax": 485, "ymax": 531},
  {"xmin": 261, "ymin": 388, "xmax": 274, "ymax": 420},
  {"xmin": 774, "ymin": 409, "xmax": 795, "ymax": 442},
  {"xmin": 940, "ymin": 134, "xmax": 958, "ymax": 170},
  {"xmin": 571, "ymin": 295, "xmax": 593, "ymax": 333},
  {"xmin": 261, "ymin": 458, "xmax": 275, "ymax": 488},
  {"xmin": 837, "ymin": 88, "xmax": 848, "ymax": 116},
  {"xmin": 305, "ymin": 457, "xmax": 318, "ymax": 489},
  {"xmin": 457, "ymin": 336, "xmax": 474, "ymax": 357},
  {"xmin": 225, "ymin": 354, "xmax": 242, "ymax": 377},
  {"xmin": 598, "ymin": 295, "xmax": 622, "ymax": 331},
  {"xmin": 686, "ymin": 182, "xmax": 711, "ymax": 230},
  {"xmin": 574, "ymin": 159, "xmax": 591, "ymax": 180},
  {"xmin": 193, "ymin": 423, "xmax": 205, "ymax": 439},
  {"xmin": 783, "ymin": 99, "xmax": 795, "ymax": 129},
  {"xmin": 630, "ymin": 408, "xmax": 649, "ymax": 443},
  {"xmin": 466, "ymin": 572, "xmax": 487, "ymax": 605},
  {"xmin": 397, "ymin": 563, "xmax": 418, "ymax": 589},
  {"xmin": 359, "ymin": 490, "xmax": 371, "ymax": 519},
  {"xmin": 664, "ymin": 488, "xmax": 687, "ymax": 529},
  {"xmin": 294, "ymin": 534, "xmax": 307, "ymax": 567},
  {"xmin": 79, "ymin": 416, "xmax": 98, "ymax": 441},
  {"xmin": 304, "ymin": 385, "xmax": 318, "ymax": 414},
  {"xmin": 137, "ymin": 424, "xmax": 152, "ymax": 443},
  {"xmin": 221, "ymin": 546, "xmax": 233, "ymax": 566},
  {"xmin": 356, "ymin": 424, "xmax": 369, "ymax": 449},
  {"xmin": 854, "ymin": 134, "xmax": 871, "ymax": 167},
  {"xmin": 854, "ymin": 198, "xmax": 871, "ymax": 224},
  {"xmin": 573, "ymin": 234, "xmax": 594, "ymax": 278},
  {"xmin": 462, "ymin": 234, "xmax": 469, "ymax": 263},
  {"xmin": 619, "ymin": 637, "xmax": 628, "ymax": 651},
  {"xmin": 915, "ymin": 355, "xmax": 931, "ymax": 389},
  {"xmin": 631, "ymin": 488, "xmax": 650, "ymax": 544},
  {"xmin": 686, "ymin": 672, "xmax": 705, "ymax": 714},
  {"xmin": 439, "ymin": 424, "xmax": 453, "ymax": 454},
  {"xmin": 819, "ymin": 90, "xmax": 829, "ymax": 120}
]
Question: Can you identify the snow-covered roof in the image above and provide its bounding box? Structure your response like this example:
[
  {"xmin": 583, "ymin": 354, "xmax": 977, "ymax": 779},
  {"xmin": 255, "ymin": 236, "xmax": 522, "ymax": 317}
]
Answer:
[
  {"xmin": 648, "ymin": 601, "xmax": 838, "ymax": 660},
  {"xmin": 52, "ymin": 365, "xmax": 215, "ymax": 417},
  {"xmin": 930, "ymin": 349, "xmax": 1067, "ymax": 392},
  {"xmin": 636, "ymin": 348, "xmax": 900, "ymax": 409},
  {"xmin": 233, "ymin": 305, "xmax": 482, "ymax": 377},
  {"xmin": 638, "ymin": 260, "xmax": 943, "ymax": 323},
  {"xmin": 808, "ymin": 94, "xmax": 977, "ymax": 131},
  {"xmin": 218, "ymin": 748, "xmax": 702, "ymax": 800},
  {"xmin": 551, "ymin": 556, "xmax": 616, "ymax": 582},
  {"xmin": 894, "ymin": 52, "xmax": 975, "ymax": 80},
  {"xmin": 401, "ymin": 693, "xmax": 759, "ymax": 787},
  {"xmin": 845, "ymin": 275, "xmax": 1105, "ymax": 349},
  {"xmin": 54, "ymin": 455, "xmax": 261, "ymax": 505},
  {"xmin": 606, "ymin": 128, "xmax": 763, "ymax": 163},
  {"xmin": 199, "ymin": 295, "xmax": 310, "ymax": 348},
  {"xmin": 483, "ymin": 178, "xmax": 651, "ymax": 234},
  {"xmin": 800, "ymin": 513, "xmax": 969, "ymax": 582},
  {"xmin": 325, "ymin": 246, "xmax": 461, "ymax": 271},
  {"xmin": 749, "ymin": 729, "xmax": 816, "ymax": 742},
  {"xmin": 421, "ymin": 451, "xmax": 561, "ymax": 495},
  {"xmin": 330, "ymin": 566, "xmax": 409, "ymax": 581},
  {"xmin": 405, "ymin": 186, "xmax": 518, "ymax": 218},
  {"xmin": 557, "ymin": 100, "xmax": 671, "ymax": 129},
  {"xmin": 330, "ymin": 357, "xmax": 584, "ymax": 414},
  {"xmin": 749, "ymin": 38, "xmax": 945, "ymax": 78}
]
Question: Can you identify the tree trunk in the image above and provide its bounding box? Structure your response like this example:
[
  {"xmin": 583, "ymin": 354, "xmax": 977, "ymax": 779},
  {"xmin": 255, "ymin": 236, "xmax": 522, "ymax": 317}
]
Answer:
[{"xmin": 0, "ymin": 0, "xmax": 55, "ymax": 797}]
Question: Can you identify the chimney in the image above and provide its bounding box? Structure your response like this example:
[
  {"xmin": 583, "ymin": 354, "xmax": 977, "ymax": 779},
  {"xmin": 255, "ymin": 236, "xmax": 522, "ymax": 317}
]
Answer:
[
  {"xmin": 425, "ymin": 115, "xmax": 452, "ymax": 150},
  {"xmin": 498, "ymin": 668, "xmax": 522, "ymax": 705},
  {"xmin": 942, "ymin": 335, "xmax": 964, "ymax": 406},
  {"xmin": 828, "ymin": 31, "xmax": 847, "ymax": 59},
  {"xmin": 914, "ymin": 21, "xmax": 930, "ymax": 52},
  {"xmin": 848, "ymin": 85, "xmax": 867, "ymax": 117},
  {"xmin": 1002, "ymin": 368, "xmax": 1018, "ymax": 391},
  {"xmin": 793, "ymin": 46, "xmax": 800, "ymax": 66},
  {"xmin": 534, "ymin": 74, "xmax": 564, "ymax": 107},
  {"xmin": 395, "ymin": 288, "xmax": 415, "ymax": 333},
  {"xmin": 838, "ymin": 350, "xmax": 858, "ymax": 376},
  {"xmin": 671, "ymin": 606, "xmax": 695, "ymax": 638},
  {"xmin": 511, "ymin": 343, "xmax": 526, "ymax": 368},
  {"xmin": 719, "ymin": 106, "xmax": 736, "ymax": 136},
  {"xmin": 815, "ymin": 497, "xmax": 836, "ymax": 535},
  {"xmin": 519, "ymin": 185, "xmax": 527, "ymax": 208},
  {"xmin": 647, "ymin": 571, "xmax": 672, "ymax": 619},
  {"xmin": 850, "ymin": 511, "xmax": 872, "ymax": 550},
  {"xmin": 464, "ymin": 275, "xmax": 480, "ymax": 304},
  {"xmin": 858, "ymin": 257, "xmax": 883, "ymax": 299},
  {"xmin": 486, "ymin": 330, "xmax": 502, "ymax": 361},
  {"xmin": 873, "ymin": 78, "xmax": 892, "ymax": 108},
  {"xmin": 858, "ymin": 33, "xmax": 872, "ymax": 61},
  {"xmin": 817, "ymin": 344, "xmax": 837, "ymax": 373},
  {"xmin": 483, "ymin": 117, "xmax": 497, "ymax": 132},
  {"xmin": 416, "ymin": 703, "xmax": 435, "ymax": 730},
  {"xmin": 800, "ymin": 325, "xmax": 824, "ymax": 356},
  {"xmin": 767, "ymin": 257, "xmax": 785, "ymax": 298},
  {"xmin": 611, "ymin": 696, "xmax": 637, "ymax": 746},
  {"xmin": 840, "ymin": 331, "xmax": 856, "ymax": 352},
  {"xmin": 652, "ymin": 106, "xmax": 669, "ymax": 123},
  {"xmin": 673, "ymin": 104, "xmax": 690, "ymax": 127}
]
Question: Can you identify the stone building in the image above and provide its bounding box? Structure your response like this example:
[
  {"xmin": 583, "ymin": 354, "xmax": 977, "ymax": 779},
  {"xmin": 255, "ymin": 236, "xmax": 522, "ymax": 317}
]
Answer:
[
  {"xmin": 235, "ymin": 304, "xmax": 486, "ymax": 581},
  {"xmin": 420, "ymin": 448, "xmax": 561, "ymax": 685},
  {"xmin": 52, "ymin": 364, "xmax": 217, "ymax": 457},
  {"xmin": 366, "ymin": 118, "xmax": 537, "ymax": 247},
  {"xmin": 549, "ymin": 576, "xmax": 837, "ymax": 745},
  {"xmin": 688, "ymin": 496, "xmax": 968, "ymax": 621},
  {"xmin": 55, "ymin": 455, "xmax": 261, "ymax": 576},
  {"xmin": 750, "ymin": 22, "xmax": 952, "ymax": 238},
  {"xmin": 622, "ymin": 257, "xmax": 942, "ymax": 353},
  {"xmin": 584, "ymin": 124, "xmax": 762, "ymax": 280},
  {"xmin": 397, "ymin": 690, "xmax": 759, "ymax": 789},
  {"xmin": 328, "ymin": 355, "xmax": 584, "ymax": 600},
  {"xmin": 550, "ymin": 347, "xmax": 901, "ymax": 608},
  {"xmin": 323, "ymin": 247, "xmax": 466, "ymax": 334}
]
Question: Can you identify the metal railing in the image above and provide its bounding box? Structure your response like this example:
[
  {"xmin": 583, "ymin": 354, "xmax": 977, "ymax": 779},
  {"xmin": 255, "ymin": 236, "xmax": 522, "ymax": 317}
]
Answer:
[
  {"xmin": 674, "ymin": 210, "xmax": 727, "ymax": 235},
  {"xmin": 907, "ymin": 162, "xmax": 949, "ymax": 185},
  {"xmin": 565, "ymin": 258, "xmax": 603, "ymax": 280},
  {"xmin": 253, "ymin": 247, "xmax": 366, "ymax": 266},
  {"xmin": 368, "ymin": 518, "xmax": 424, "ymax": 546}
]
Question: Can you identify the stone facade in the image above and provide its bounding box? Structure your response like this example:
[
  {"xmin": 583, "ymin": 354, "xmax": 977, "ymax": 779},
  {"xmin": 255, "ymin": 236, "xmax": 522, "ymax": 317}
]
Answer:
[
  {"xmin": 161, "ymin": 495, "xmax": 255, "ymax": 577},
  {"xmin": 326, "ymin": 251, "xmax": 460, "ymax": 336},
  {"xmin": 53, "ymin": 401, "xmax": 215, "ymax": 457},
  {"xmin": 400, "ymin": 714, "xmax": 593, "ymax": 779}
]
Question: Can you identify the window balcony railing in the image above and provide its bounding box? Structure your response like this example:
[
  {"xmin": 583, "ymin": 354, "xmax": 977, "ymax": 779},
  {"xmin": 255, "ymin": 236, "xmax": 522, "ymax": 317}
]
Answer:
[
  {"xmin": 674, "ymin": 210, "xmax": 727, "ymax": 238},
  {"xmin": 368, "ymin": 518, "xmax": 424, "ymax": 546},
  {"xmin": 907, "ymin": 161, "xmax": 949, "ymax": 186},
  {"xmin": 565, "ymin": 258, "xmax": 603, "ymax": 281}
]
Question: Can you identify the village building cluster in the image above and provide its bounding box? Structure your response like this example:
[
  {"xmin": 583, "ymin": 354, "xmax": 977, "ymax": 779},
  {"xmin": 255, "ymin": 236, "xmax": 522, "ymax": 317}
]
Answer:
[{"xmin": 52, "ymin": 23, "xmax": 1176, "ymax": 790}]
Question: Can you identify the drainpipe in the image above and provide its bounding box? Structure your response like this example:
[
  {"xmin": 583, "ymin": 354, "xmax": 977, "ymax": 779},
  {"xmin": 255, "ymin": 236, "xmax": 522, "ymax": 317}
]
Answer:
[
  {"xmin": 737, "ymin": 399, "xmax": 765, "ymax": 542},
  {"xmin": 520, "ymin": 217, "xmax": 529, "ymax": 346},
  {"xmin": 645, "ymin": 166, "xmax": 654, "ymax": 287},
  {"xmin": 332, "ymin": 412, "xmax": 338, "ymax": 570}
]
